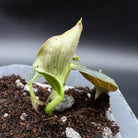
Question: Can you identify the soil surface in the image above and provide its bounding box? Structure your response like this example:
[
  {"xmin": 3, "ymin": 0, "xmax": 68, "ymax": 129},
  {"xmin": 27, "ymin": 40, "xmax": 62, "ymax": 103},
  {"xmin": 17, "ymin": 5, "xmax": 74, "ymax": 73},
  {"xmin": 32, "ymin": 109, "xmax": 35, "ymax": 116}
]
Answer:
[{"xmin": 0, "ymin": 75, "xmax": 119, "ymax": 138}]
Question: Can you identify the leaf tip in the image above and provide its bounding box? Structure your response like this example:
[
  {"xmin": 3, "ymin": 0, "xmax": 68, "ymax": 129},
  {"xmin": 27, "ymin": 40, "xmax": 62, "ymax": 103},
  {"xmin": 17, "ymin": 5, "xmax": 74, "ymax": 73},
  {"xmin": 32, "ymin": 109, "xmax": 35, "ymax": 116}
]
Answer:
[{"xmin": 77, "ymin": 17, "xmax": 83, "ymax": 28}]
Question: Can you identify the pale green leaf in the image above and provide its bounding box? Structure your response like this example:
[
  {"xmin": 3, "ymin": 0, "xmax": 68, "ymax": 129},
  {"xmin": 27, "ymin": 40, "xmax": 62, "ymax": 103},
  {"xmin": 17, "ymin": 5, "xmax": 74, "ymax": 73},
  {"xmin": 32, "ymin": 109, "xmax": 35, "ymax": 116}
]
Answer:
[
  {"xmin": 33, "ymin": 18, "xmax": 83, "ymax": 93},
  {"xmin": 71, "ymin": 59, "xmax": 118, "ymax": 92},
  {"xmin": 28, "ymin": 68, "xmax": 42, "ymax": 85},
  {"xmin": 33, "ymin": 19, "xmax": 83, "ymax": 115}
]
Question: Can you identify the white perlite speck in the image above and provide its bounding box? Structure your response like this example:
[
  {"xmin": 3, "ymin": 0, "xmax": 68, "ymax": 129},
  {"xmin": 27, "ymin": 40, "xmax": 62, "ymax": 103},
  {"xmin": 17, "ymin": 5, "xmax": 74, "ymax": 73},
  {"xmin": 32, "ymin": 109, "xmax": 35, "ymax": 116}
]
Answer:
[
  {"xmin": 55, "ymin": 95, "xmax": 75, "ymax": 112},
  {"xmin": 36, "ymin": 96, "xmax": 39, "ymax": 100},
  {"xmin": 3, "ymin": 113, "xmax": 8, "ymax": 118},
  {"xmin": 15, "ymin": 79, "xmax": 20, "ymax": 84},
  {"xmin": 65, "ymin": 127, "xmax": 81, "ymax": 138},
  {"xmin": 34, "ymin": 82, "xmax": 52, "ymax": 92},
  {"xmin": 15, "ymin": 79, "xmax": 24, "ymax": 89},
  {"xmin": 24, "ymin": 84, "xmax": 38, "ymax": 93},
  {"xmin": 87, "ymin": 93, "xmax": 91, "ymax": 98},
  {"xmin": 102, "ymin": 127, "xmax": 113, "ymax": 138},
  {"xmin": 23, "ymin": 92, "xmax": 27, "ymax": 96},
  {"xmin": 20, "ymin": 113, "xmax": 27, "ymax": 121},
  {"xmin": 60, "ymin": 116, "xmax": 67, "ymax": 123}
]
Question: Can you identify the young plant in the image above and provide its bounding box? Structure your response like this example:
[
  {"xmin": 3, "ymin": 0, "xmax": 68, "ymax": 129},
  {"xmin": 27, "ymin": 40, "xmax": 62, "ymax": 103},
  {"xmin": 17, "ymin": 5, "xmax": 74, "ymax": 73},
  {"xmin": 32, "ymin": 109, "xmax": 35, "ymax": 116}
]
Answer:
[{"xmin": 28, "ymin": 18, "xmax": 118, "ymax": 116}]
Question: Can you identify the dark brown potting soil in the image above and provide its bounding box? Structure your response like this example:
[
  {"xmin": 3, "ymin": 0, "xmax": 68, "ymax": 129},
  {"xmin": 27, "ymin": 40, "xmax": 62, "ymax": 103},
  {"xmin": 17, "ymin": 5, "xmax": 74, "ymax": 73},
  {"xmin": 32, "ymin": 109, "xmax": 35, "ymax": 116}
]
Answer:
[{"xmin": 0, "ymin": 75, "xmax": 119, "ymax": 138}]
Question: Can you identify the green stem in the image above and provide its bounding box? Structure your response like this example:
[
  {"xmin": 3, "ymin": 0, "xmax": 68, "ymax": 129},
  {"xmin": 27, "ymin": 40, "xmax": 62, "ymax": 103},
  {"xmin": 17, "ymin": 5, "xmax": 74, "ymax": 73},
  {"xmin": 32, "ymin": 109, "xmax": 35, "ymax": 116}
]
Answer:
[
  {"xmin": 29, "ymin": 83, "xmax": 42, "ymax": 111},
  {"xmin": 45, "ymin": 88, "xmax": 64, "ymax": 116},
  {"xmin": 48, "ymin": 90, "xmax": 57, "ymax": 100},
  {"xmin": 95, "ymin": 87, "xmax": 108, "ymax": 100},
  {"xmin": 29, "ymin": 83, "xmax": 36, "ymax": 99}
]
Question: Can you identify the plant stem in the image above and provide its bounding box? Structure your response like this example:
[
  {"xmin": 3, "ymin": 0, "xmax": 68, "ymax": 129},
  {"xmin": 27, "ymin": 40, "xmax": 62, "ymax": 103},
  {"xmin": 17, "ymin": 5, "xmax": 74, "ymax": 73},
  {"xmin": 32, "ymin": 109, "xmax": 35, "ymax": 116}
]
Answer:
[
  {"xmin": 48, "ymin": 90, "xmax": 57, "ymax": 100},
  {"xmin": 29, "ymin": 83, "xmax": 42, "ymax": 111},
  {"xmin": 45, "ymin": 88, "xmax": 64, "ymax": 116},
  {"xmin": 29, "ymin": 83, "xmax": 36, "ymax": 99},
  {"xmin": 95, "ymin": 87, "xmax": 108, "ymax": 100}
]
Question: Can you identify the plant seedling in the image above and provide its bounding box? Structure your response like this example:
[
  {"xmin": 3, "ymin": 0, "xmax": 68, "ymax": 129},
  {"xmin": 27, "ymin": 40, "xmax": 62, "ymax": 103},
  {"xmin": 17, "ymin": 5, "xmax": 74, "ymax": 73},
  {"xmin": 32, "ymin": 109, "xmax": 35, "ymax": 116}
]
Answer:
[{"xmin": 28, "ymin": 18, "xmax": 118, "ymax": 116}]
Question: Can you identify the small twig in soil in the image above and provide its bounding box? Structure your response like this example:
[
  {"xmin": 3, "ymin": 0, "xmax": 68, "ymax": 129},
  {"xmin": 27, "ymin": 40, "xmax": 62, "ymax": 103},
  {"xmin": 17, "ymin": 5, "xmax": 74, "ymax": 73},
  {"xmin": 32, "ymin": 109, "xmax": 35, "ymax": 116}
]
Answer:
[
  {"xmin": 22, "ymin": 99, "xmax": 29, "ymax": 108},
  {"xmin": 43, "ymin": 116, "xmax": 56, "ymax": 121},
  {"xmin": 0, "ymin": 99, "xmax": 13, "ymax": 103},
  {"xmin": 49, "ymin": 128, "xmax": 61, "ymax": 137},
  {"xmin": 62, "ymin": 108, "xmax": 98, "ymax": 120},
  {"xmin": 27, "ymin": 109, "xmax": 38, "ymax": 116},
  {"xmin": 84, "ymin": 107, "xmax": 98, "ymax": 112}
]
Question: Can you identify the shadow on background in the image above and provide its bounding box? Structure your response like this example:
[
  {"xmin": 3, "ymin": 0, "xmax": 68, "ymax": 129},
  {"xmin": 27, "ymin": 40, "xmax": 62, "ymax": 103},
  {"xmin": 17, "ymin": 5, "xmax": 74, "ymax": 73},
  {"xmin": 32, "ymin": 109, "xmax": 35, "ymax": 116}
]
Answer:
[{"xmin": 0, "ymin": 0, "xmax": 138, "ymax": 117}]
